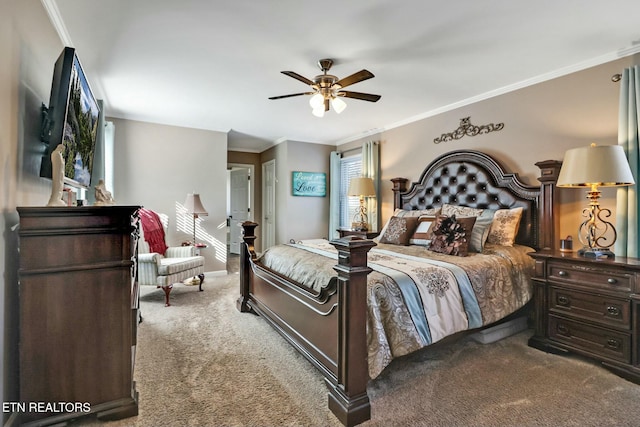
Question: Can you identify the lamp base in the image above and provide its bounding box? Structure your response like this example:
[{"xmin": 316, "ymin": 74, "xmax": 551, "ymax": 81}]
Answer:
[
  {"xmin": 578, "ymin": 247, "xmax": 615, "ymax": 259},
  {"xmin": 352, "ymin": 222, "xmax": 368, "ymax": 232}
]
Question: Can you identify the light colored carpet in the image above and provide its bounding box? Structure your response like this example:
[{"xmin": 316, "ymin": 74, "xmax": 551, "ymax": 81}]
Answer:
[{"xmin": 73, "ymin": 259, "xmax": 640, "ymax": 427}]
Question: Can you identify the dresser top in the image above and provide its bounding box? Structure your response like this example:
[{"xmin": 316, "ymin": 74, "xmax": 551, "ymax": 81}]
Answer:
[{"xmin": 530, "ymin": 249, "xmax": 640, "ymax": 268}]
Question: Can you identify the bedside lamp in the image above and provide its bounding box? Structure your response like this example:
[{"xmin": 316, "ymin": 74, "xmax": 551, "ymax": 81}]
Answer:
[
  {"xmin": 557, "ymin": 143, "xmax": 635, "ymax": 258},
  {"xmin": 184, "ymin": 193, "xmax": 208, "ymax": 246},
  {"xmin": 348, "ymin": 177, "xmax": 376, "ymax": 231}
]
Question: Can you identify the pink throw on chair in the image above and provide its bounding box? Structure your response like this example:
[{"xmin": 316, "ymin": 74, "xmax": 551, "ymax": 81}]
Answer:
[{"xmin": 139, "ymin": 208, "xmax": 169, "ymax": 255}]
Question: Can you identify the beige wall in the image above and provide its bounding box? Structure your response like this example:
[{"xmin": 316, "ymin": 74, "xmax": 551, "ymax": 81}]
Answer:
[
  {"xmin": 340, "ymin": 55, "xmax": 640, "ymax": 242},
  {"xmin": 111, "ymin": 118, "xmax": 228, "ymax": 273},
  {"xmin": 260, "ymin": 140, "xmax": 335, "ymax": 245},
  {"xmin": 1, "ymin": 0, "xmax": 66, "ymax": 413}
]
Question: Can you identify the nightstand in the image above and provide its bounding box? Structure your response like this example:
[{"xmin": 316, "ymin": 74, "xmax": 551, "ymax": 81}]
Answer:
[
  {"xmin": 337, "ymin": 229, "xmax": 380, "ymax": 239},
  {"xmin": 528, "ymin": 249, "xmax": 640, "ymax": 384}
]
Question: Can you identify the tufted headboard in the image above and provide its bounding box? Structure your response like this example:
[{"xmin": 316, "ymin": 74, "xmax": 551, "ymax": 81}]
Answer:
[{"xmin": 391, "ymin": 150, "xmax": 548, "ymax": 249}]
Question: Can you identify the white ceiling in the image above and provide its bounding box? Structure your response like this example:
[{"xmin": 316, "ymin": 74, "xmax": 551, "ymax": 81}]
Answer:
[{"xmin": 46, "ymin": 0, "xmax": 640, "ymax": 152}]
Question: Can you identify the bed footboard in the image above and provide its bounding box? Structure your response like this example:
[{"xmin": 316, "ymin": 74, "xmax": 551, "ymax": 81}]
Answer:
[{"xmin": 236, "ymin": 222, "xmax": 376, "ymax": 427}]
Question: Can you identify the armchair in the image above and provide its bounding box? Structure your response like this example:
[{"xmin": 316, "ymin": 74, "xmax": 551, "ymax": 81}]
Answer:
[{"xmin": 138, "ymin": 208, "xmax": 205, "ymax": 306}]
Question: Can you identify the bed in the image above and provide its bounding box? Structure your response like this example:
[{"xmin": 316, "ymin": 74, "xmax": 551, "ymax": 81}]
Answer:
[{"xmin": 236, "ymin": 150, "xmax": 561, "ymax": 427}]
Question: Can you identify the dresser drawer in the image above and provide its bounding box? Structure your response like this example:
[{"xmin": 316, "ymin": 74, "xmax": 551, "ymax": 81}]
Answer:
[
  {"xmin": 549, "ymin": 315, "xmax": 631, "ymax": 364},
  {"xmin": 549, "ymin": 286, "xmax": 630, "ymax": 329},
  {"xmin": 548, "ymin": 261, "xmax": 634, "ymax": 292}
]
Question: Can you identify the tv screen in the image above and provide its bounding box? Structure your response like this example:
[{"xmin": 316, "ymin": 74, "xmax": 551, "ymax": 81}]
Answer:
[{"xmin": 40, "ymin": 47, "xmax": 100, "ymax": 189}]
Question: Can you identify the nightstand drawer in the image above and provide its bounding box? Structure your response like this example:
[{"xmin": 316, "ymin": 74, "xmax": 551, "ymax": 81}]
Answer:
[
  {"xmin": 549, "ymin": 286, "xmax": 630, "ymax": 329},
  {"xmin": 549, "ymin": 315, "xmax": 631, "ymax": 364},
  {"xmin": 548, "ymin": 261, "xmax": 634, "ymax": 292}
]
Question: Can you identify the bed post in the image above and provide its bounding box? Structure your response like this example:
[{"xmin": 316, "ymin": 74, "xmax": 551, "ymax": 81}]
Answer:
[
  {"xmin": 391, "ymin": 177, "xmax": 409, "ymax": 210},
  {"xmin": 328, "ymin": 236, "xmax": 376, "ymax": 427},
  {"xmin": 535, "ymin": 160, "xmax": 562, "ymax": 251},
  {"xmin": 237, "ymin": 221, "xmax": 258, "ymax": 313}
]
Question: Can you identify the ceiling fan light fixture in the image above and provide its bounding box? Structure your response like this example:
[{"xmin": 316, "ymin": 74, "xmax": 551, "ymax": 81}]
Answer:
[
  {"xmin": 331, "ymin": 96, "xmax": 347, "ymax": 114},
  {"xmin": 309, "ymin": 93, "xmax": 324, "ymax": 109},
  {"xmin": 312, "ymin": 106, "xmax": 325, "ymax": 118}
]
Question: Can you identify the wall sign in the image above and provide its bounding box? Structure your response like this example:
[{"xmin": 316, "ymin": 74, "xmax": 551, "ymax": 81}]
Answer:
[{"xmin": 292, "ymin": 171, "xmax": 326, "ymax": 197}]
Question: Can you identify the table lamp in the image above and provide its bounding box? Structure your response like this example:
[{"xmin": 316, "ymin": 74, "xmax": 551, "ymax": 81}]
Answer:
[
  {"xmin": 557, "ymin": 143, "xmax": 635, "ymax": 258},
  {"xmin": 184, "ymin": 193, "xmax": 208, "ymax": 246},
  {"xmin": 348, "ymin": 177, "xmax": 376, "ymax": 231}
]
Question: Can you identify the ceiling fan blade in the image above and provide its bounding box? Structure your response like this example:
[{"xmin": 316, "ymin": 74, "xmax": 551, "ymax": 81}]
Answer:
[
  {"xmin": 340, "ymin": 91, "xmax": 381, "ymax": 102},
  {"xmin": 281, "ymin": 71, "xmax": 315, "ymax": 86},
  {"xmin": 268, "ymin": 92, "xmax": 313, "ymax": 100},
  {"xmin": 335, "ymin": 70, "xmax": 374, "ymax": 89}
]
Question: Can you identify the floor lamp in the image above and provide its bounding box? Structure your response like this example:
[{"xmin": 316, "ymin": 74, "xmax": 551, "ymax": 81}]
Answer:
[{"xmin": 184, "ymin": 193, "xmax": 208, "ymax": 246}]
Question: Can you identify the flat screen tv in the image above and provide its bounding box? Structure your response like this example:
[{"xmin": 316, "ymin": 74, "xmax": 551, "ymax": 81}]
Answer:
[{"xmin": 40, "ymin": 47, "xmax": 100, "ymax": 189}]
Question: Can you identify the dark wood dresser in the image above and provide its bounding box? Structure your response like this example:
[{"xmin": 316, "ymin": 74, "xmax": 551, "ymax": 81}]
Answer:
[
  {"xmin": 17, "ymin": 206, "xmax": 140, "ymax": 426},
  {"xmin": 528, "ymin": 249, "xmax": 640, "ymax": 383}
]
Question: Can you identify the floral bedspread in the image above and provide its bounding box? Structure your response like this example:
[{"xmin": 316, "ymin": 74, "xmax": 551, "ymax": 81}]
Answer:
[{"xmin": 257, "ymin": 240, "xmax": 534, "ymax": 378}]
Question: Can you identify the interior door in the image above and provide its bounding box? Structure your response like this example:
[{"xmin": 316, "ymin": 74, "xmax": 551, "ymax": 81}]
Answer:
[
  {"xmin": 229, "ymin": 168, "xmax": 249, "ymax": 255},
  {"xmin": 262, "ymin": 160, "xmax": 276, "ymax": 250}
]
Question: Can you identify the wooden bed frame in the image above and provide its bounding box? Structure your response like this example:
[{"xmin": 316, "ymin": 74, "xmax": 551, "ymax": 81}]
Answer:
[{"xmin": 237, "ymin": 150, "xmax": 561, "ymax": 426}]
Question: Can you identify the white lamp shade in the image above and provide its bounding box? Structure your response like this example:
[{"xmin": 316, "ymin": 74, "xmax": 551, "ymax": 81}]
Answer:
[
  {"xmin": 184, "ymin": 193, "xmax": 208, "ymax": 215},
  {"xmin": 557, "ymin": 144, "xmax": 635, "ymax": 187},
  {"xmin": 309, "ymin": 93, "xmax": 324, "ymax": 109},
  {"xmin": 348, "ymin": 177, "xmax": 376, "ymax": 197},
  {"xmin": 331, "ymin": 96, "xmax": 347, "ymax": 114},
  {"xmin": 312, "ymin": 106, "xmax": 325, "ymax": 118}
]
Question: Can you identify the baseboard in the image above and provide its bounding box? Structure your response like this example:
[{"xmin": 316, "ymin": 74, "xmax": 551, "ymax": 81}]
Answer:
[
  {"xmin": 471, "ymin": 316, "xmax": 528, "ymax": 344},
  {"xmin": 205, "ymin": 270, "xmax": 228, "ymax": 277},
  {"xmin": 3, "ymin": 412, "xmax": 19, "ymax": 427}
]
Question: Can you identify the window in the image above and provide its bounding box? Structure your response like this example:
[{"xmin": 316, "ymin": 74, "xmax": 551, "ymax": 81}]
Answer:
[{"xmin": 339, "ymin": 155, "xmax": 362, "ymax": 229}]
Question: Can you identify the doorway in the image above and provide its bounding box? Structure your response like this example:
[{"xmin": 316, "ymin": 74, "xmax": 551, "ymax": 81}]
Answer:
[
  {"xmin": 262, "ymin": 159, "xmax": 276, "ymax": 250},
  {"xmin": 227, "ymin": 164, "xmax": 253, "ymax": 255}
]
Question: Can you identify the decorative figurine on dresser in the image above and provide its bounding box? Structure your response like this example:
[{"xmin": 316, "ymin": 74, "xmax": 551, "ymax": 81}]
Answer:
[{"xmin": 17, "ymin": 205, "xmax": 141, "ymax": 426}]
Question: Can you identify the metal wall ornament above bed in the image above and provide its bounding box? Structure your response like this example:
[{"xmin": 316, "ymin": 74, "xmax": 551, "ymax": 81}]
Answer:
[
  {"xmin": 237, "ymin": 149, "xmax": 563, "ymax": 427},
  {"xmin": 433, "ymin": 117, "xmax": 505, "ymax": 144}
]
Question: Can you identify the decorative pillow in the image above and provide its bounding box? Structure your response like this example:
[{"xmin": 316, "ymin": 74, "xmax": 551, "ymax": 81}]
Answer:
[
  {"xmin": 441, "ymin": 203, "xmax": 484, "ymax": 217},
  {"xmin": 486, "ymin": 207, "xmax": 524, "ymax": 247},
  {"xmin": 379, "ymin": 216, "xmax": 419, "ymax": 245},
  {"xmin": 409, "ymin": 215, "xmax": 437, "ymax": 246},
  {"xmin": 468, "ymin": 209, "xmax": 495, "ymax": 253},
  {"xmin": 428, "ymin": 214, "xmax": 477, "ymax": 256},
  {"xmin": 375, "ymin": 208, "xmax": 441, "ymax": 242}
]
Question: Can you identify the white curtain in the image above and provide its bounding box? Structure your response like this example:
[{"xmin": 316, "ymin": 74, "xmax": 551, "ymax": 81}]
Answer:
[
  {"xmin": 362, "ymin": 141, "xmax": 380, "ymax": 231},
  {"xmin": 328, "ymin": 151, "xmax": 342, "ymax": 240},
  {"xmin": 615, "ymin": 65, "xmax": 640, "ymax": 257}
]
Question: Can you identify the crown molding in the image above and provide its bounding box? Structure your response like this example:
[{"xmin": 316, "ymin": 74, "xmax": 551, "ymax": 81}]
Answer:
[
  {"xmin": 41, "ymin": 0, "xmax": 73, "ymax": 46},
  {"xmin": 337, "ymin": 45, "xmax": 640, "ymax": 146}
]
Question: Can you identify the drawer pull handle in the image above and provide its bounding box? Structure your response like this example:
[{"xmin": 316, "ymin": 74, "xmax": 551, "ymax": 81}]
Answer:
[
  {"xmin": 557, "ymin": 295, "xmax": 570, "ymax": 306},
  {"xmin": 557, "ymin": 324, "xmax": 569, "ymax": 334},
  {"xmin": 606, "ymin": 306, "xmax": 621, "ymax": 316},
  {"xmin": 607, "ymin": 278, "xmax": 617, "ymax": 285},
  {"xmin": 606, "ymin": 338, "xmax": 621, "ymax": 350},
  {"xmin": 558, "ymin": 270, "xmax": 568, "ymax": 277}
]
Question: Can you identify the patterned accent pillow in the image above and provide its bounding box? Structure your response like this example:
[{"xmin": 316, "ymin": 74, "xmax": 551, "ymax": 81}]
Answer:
[
  {"xmin": 441, "ymin": 203, "xmax": 484, "ymax": 217},
  {"xmin": 409, "ymin": 215, "xmax": 437, "ymax": 246},
  {"xmin": 468, "ymin": 209, "xmax": 495, "ymax": 253},
  {"xmin": 375, "ymin": 208, "xmax": 441, "ymax": 242},
  {"xmin": 486, "ymin": 207, "xmax": 524, "ymax": 246},
  {"xmin": 379, "ymin": 216, "xmax": 419, "ymax": 245},
  {"xmin": 427, "ymin": 214, "xmax": 477, "ymax": 256}
]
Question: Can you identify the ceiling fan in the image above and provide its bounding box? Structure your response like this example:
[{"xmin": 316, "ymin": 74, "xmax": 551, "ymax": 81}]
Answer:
[{"xmin": 269, "ymin": 59, "xmax": 381, "ymax": 117}]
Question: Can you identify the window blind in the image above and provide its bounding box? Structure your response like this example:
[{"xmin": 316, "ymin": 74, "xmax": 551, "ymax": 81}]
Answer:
[{"xmin": 339, "ymin": 156, "xmax": 362, "ymax": 228}]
